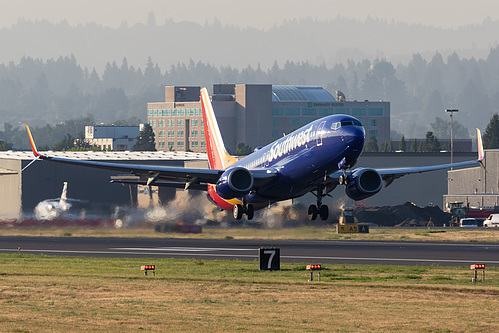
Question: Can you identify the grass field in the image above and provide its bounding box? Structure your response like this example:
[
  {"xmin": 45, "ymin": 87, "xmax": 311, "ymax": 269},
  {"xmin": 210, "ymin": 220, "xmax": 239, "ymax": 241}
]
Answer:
[
  {"xmin": 0, "ymin": 254, "xmax": 498, "ymax": 332},
  {"xmin": 1, "ymin": 225, "xmax": 499, "ymax": 243}
]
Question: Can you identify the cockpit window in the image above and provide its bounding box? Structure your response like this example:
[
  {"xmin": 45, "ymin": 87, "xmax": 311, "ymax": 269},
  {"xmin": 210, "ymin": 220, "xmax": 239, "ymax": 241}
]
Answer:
[{"xmin": 331, "ymin": 120, "xmax": 362, "ymax": 130}]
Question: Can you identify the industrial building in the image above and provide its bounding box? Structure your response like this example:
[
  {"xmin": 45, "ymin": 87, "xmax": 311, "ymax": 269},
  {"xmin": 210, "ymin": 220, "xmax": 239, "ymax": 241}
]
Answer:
[
  {"xmin": 0, "ymin": 149, "xmax": 475, "ymax": 219},
  {"xmin": 84, "ymin": 125, "xmax": 141, "ymax": 151},
  {"xmin": 0, "ymin": 150, "xmax": 206, "ymax": 219},
  {"xmin": 445, "ymin": 149, "xmax": 499, "ymax": 208},
  {"xmin": 147, "ymin": 84, "xmax": 390, "ymax": 153}
]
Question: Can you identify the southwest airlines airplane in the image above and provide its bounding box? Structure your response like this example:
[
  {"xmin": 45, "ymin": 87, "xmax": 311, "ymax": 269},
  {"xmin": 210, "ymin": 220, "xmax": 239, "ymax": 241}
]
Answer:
[{"xmin": 26, "ymin": 87, "xmax": 484, "ymax": 221}]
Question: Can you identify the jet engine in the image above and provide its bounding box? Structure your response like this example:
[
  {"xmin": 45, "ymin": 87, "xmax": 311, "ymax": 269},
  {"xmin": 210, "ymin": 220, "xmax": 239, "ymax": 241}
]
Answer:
[
  {"xmin": 216, "ymin": 167, "xmax": 254, "ymax": 199},
  {"xmin": 345, "ymin": 168, "xmax": 382, "ymax": 200}
]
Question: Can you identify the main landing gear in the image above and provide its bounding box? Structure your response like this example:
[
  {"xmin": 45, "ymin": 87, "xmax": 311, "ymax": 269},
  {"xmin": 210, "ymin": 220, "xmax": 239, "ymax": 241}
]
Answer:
[
  {"xmin": 233, "ymin": 203, "xmax": 254, "ymax": 220},
  {"xmin": 308, "ymin": 169, "xmax": 350, "ymax": 221},
  {"xmin": 308, "ymin": 184, "xmax": 330, "ymax": 221}
]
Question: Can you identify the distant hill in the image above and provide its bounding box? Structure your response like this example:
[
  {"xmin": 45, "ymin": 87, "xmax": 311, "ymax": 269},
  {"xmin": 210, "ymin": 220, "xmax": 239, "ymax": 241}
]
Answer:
[{"xmin": 1, "ymin": 17, "xmax": 498, "ymax": 72}]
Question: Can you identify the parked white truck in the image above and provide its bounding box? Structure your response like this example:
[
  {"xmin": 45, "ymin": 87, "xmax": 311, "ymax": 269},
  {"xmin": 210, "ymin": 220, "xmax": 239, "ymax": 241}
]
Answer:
[{"xmin": 483, "ymin": 214, "xmax": 499, "ymax": 227}]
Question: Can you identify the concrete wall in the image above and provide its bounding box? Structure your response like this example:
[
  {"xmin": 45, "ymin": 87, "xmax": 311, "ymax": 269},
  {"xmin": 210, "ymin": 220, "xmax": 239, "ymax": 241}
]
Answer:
[{"xmin": 0, "ymin": 159, "xmax": 22, "ymax": 218}]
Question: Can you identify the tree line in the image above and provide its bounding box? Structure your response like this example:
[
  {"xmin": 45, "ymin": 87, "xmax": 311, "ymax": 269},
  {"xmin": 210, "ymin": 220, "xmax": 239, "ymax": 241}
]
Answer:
[{"xmin": 3, "ymin": 48, "xmax": 499, "ymax": 149}]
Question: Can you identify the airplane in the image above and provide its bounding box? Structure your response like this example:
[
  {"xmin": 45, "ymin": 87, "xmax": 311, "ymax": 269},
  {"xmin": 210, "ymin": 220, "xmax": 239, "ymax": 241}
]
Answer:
[
  {"xmin": 34, "ymin": 181, "xmax": 85, "ymax": 220},
  {"xmin": 26, "ymin": 87, "xmax": 485, "ymax": 221}
]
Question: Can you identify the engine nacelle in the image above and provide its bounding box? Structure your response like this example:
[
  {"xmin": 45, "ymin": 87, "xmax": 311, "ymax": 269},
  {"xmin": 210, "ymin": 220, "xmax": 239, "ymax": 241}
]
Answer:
[
  {"xmin": 216, "ymin": 167, "xmax": 254, "ymax": 199},
  {"xmin": 345, "ymin": 168, "xmax": 382, "ymax": 201}
]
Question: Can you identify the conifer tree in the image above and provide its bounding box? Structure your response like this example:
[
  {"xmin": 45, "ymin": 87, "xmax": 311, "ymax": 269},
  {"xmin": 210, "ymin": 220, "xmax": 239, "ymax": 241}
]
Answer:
[
  {"xmin": 483, "ymin": 114, "xmax": 499, "ymax": 149},
  {"xmin": 134, "ymin": 124, "xmax": 156, "ymax": 151}
]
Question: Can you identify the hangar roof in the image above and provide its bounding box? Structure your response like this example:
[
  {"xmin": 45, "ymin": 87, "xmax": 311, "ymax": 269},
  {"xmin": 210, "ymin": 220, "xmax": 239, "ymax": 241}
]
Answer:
[
  {"xmin": 0, "ymin": 151, "xmax": 207, "ymax": 161},
  {"xmin": 272, "ymin": 85, "xmax": 336, "ymax": 103}
]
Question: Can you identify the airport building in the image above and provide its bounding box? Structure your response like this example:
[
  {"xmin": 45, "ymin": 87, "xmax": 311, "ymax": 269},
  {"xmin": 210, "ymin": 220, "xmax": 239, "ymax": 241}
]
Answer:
[
  {"xmin": 445, "ymin": 149, "xmax": 499, "ymax": 208},
  {"xmin": 84, "ymin": 125, "xmax": 141, "ymax": 151},
  {"xmin": 147, "ymin": 84, "xmax": 390, "ymax": 153},
  {"xmin": 0, "ymin": 151, "xmax": 206, "ymax": 219},
  {"xmin": 0, "ymin": 149, "xmax": 475, "ymax": 219}
]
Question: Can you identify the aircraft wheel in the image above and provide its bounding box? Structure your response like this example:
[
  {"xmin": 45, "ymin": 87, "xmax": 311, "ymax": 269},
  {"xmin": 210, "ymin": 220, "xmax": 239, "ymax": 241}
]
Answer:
[
  {"xmin": 344, "ymin": 175, "xmax": 350, "ymax": 185},
  {"xmin": 339, "ymin": 175, "xmax": 344, "ymax": 185},
  {"xmin": 233, "ymin": 204, "xmax": 243, "ymax": 220},
  {"xmin": 319, "ymin": 204, "xmax": 329, "ymax": 220},
  {"xmin": 246, "ymin": 204, "xmax": 254, "ymax": 220},
  {"xmin": 308, "ymin": 205, "xmax": 318, "ymax": 221}
]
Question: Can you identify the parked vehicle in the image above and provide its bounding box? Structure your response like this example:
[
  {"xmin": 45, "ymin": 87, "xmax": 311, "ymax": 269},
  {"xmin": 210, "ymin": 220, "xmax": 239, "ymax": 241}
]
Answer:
[
  {"xmin": 459, "ymin": 218, "xmax": 478, "ymax": 228},
  {"xmin": 483, "ymin": 214, "xmax": 499, "ymax": 228}
]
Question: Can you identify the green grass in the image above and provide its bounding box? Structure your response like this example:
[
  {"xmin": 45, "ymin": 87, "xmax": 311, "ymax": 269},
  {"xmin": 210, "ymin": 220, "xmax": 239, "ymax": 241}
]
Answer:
[{"xmin": 0, "ymin": 254, "xmax": 498, "ymax": 332}]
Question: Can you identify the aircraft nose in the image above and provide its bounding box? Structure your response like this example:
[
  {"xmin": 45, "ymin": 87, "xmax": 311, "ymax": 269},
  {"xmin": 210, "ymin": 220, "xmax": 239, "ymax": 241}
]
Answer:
[{"xmin": 344, "ymin": 126, "xmax": 365, "ymax": 150}]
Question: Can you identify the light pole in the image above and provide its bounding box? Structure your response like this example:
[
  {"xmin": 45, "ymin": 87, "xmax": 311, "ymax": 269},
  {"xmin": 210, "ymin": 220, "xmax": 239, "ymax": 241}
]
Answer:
[{"xmin": 445, "ymin": 108, "xmax": 458, "ymax": 165}]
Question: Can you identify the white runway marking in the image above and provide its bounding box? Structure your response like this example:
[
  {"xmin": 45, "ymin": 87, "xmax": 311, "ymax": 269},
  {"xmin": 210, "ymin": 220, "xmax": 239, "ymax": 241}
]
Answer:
[{"xmin": 110, "ymin": 247, "xmax": 254, "ymax": 252}]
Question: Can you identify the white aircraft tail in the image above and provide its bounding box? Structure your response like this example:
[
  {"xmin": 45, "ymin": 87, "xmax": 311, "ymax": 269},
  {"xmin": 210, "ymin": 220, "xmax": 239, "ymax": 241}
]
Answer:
[{"xmin": 59, "ymin": 182, "xmax": 69, "ymax": 211}]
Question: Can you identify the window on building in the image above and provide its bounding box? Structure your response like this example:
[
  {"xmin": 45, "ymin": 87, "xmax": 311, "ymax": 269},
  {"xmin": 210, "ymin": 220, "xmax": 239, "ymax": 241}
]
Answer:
[
  {"xmin": 167, "ymin": 109, "xmax": 171, "ymax": 116},
  {"xmin": 177, "ymin": 119, "xmax": 184, "ymax": 127},
  {"xmin": 191, "ymin": 141, "xmax": 199, "ymax": 148},
  {"xmin": 302, "ymin": 108, "xmax": 316, "ymax": 116},
  {"xmin": 272, "ymin": 108, "xmax": 283, "ymax": 116},
  {"xmin": 201, "ymin": 141, "xmax": 206, "ymax": 148},
  {"xmin": 153, "ymin": 109, "xmax": 157, "ymax": 116},
  {"xmin": 168, "ymin": 141, "xmax": 174, "ymax": 149},
  {"xmin": 318, "ymin": 108, "xmax": 333, "ymax": 116},
  {"xmin": 335, "ymin": 108, "xmax": 350, "ymax": 114},
  {"xmin": 177, "ymin": 130, "xmax": 184, "ymax": 138},
  {"xmin": 369, "ymin": 130, "xmax": 378, "ymax": 137},
  {"xmin": 148, "ymin": 109, "xmax": 153, "ymax": 116},
  {"xmin": 369, "ymin": 108, "xmax": 383, "ymax": 116},
  {"xmin": 272, "ymin": 119, "xmax": 279, "ymax": 127},
  {"xmin": 286, "ymin": 108, "xmax": 300, "ymax": 116},
  {"xmin": 191, "ymin": 130, "xmax": 198, "ymax": 137},
  {"xmin": 290, "ymin": 119, "xmax": 300, "ymax": 127},
  {"xmin": 192, "ymin": 119, "xmax": 198, "ymax": 126},
  {"xmin": 168, "ymin": 130, "xmax": 174, "ymax": 138},
  {"xmin": 272, "ymin": 130, "xmax": 279, "ymax": 137},
  {"xmin": 352, "ymin": 108, "xmax": 366, "ymax": 116},
  {"xmin": 171, "ymin": 109, "xmax": 177, "ymax": 116},
  {"xmin": 158, "ymin": 141, "xmax": 165, "ymax": 149},
  {"xmin": 302, "ymin": 119, "xmax": 312, "ymax": 125},
  {"xmin": 196, "ymin": 108, "xmax": 201, "ymax": 116},
  {"xmin": 369, "ymin": 119, "xmax": 378, "ymax": 126},
  {"xmin": 149, "ymin": 120, "xmax": 156, "ymax": 127},
  {"xmin": 177, "ymin": 141, "xmax": 184, "ymax": 148}
]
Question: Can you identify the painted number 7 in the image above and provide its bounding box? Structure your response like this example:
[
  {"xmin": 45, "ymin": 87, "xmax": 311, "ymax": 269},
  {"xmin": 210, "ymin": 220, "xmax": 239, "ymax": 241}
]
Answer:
[{"xmin": 264, "ymin": 250, "xmax": 276, "ymax": 269}]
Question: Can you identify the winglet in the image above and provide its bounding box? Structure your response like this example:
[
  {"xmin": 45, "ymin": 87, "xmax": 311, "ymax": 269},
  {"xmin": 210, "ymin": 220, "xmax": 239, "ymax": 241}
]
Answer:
[
  {"xmin": 25, "ymin": 125, "xmax": 40, "ymax": 158},
  {"xmin": 477, "ymin": 128, "xmax": 484, "ymax": 162}
]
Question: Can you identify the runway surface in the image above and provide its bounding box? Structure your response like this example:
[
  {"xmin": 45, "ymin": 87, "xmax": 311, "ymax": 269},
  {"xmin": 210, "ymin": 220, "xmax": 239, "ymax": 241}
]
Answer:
[{"xmin": 1, "ymin": 236, "xmax": 498, "ymax": 266}]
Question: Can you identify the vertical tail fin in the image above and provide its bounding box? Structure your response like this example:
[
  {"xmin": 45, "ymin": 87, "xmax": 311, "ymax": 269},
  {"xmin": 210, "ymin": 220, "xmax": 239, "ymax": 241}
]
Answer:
[
  {"xmin": 200, "ymin": 87, "xmax": 237, "ymax": 170},
  {"xmin": 59, "ymin": 182, "xmax": 69, "ymax": 211}
]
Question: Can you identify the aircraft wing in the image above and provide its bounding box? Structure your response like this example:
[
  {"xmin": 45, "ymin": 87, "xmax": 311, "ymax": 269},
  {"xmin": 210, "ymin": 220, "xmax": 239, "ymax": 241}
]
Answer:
[
  {"xmin": 328, "ymin": 128, "xmax": 484, "ymax": 189},
  {"xmin": 25, "ymin": 125, "xmax": 277, "ymax": 189},
  {"xmin": 375, "ymin": 159, "xmax": 482, "ymax": 187}
]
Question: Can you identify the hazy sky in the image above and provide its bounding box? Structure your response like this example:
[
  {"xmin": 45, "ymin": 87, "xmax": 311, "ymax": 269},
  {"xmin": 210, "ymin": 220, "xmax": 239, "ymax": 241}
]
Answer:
[{"xmin": 2, "ymin": 0, "xmax": 499, "ymax": 29}]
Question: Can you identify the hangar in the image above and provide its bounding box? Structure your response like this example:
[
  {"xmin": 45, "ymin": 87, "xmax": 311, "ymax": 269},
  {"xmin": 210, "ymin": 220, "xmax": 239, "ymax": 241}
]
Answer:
[
  {"xmin": 0, "ymin": 149, "xmax": 477, "ymax": 219},
  {"xmin": 445, "ymin": 149, "xmax": 499, "ymax": 208},
  {"xmin": 0, "ymin": 150, "xmax": 206, "ymax": 219}
]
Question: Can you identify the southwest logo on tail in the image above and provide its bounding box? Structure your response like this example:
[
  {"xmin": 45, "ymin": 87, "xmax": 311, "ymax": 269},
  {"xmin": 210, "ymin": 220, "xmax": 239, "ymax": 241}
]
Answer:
[{"xmin": 26, "ymin": 87, "xmax": 485, "ymax": 221}]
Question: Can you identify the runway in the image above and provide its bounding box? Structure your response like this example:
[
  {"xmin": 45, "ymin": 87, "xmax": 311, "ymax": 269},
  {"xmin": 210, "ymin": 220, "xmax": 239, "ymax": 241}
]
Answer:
[{"xmin": 1, "ymin": 236, "xmax": 498, "ymax": 266}]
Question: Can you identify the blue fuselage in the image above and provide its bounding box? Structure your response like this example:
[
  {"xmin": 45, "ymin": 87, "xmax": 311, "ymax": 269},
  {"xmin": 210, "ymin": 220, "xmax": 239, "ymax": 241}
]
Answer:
[{"xmin": 233, "ymin": 115, "xmax": 365, "ymax": 204}]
